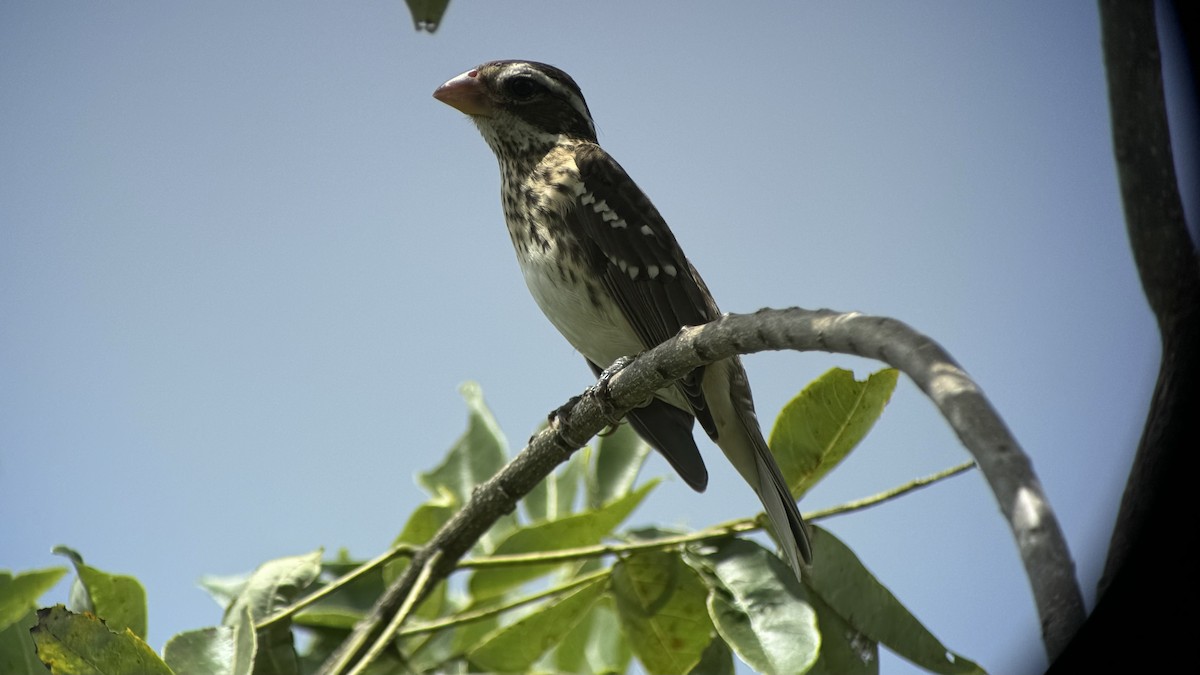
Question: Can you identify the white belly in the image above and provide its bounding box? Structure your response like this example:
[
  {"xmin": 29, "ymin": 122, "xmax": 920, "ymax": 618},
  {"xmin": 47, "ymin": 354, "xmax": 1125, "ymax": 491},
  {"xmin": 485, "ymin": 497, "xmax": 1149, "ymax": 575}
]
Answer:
[
  {"xmin": 519, "ymin": 244, "xmax": 642, "ymax": 369},
  {"xmin": 518, "ymin": 242, "xmax": 693, "ymax": 413}
]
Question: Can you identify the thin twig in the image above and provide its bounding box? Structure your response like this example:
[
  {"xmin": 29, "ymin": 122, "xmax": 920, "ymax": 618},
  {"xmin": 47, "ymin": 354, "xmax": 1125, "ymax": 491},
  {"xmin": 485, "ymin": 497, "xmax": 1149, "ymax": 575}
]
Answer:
[
  {"xmin": 801, "ymin": 460, "xmax": 976, "ymax": 521},
  {"xmin": 256, "ymin": 544, "xmax": 417, "ymax": 631},
  {"xmin": 347, "ymin": 550, "xmax": 443, "ymax": 675},
  {"xmin": 397, "ymin": 568, "xmax": 610, "ymax": 637},
  {"xmin": 458, "ymin": 460, "xmax": 977, "ymax": 570}
]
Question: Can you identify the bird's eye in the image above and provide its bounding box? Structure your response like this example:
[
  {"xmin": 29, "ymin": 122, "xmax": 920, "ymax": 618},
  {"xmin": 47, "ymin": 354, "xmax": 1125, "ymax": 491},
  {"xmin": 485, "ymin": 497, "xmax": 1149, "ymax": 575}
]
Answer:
[{"xmin": 505, "ymin": 76, "xmax": 543, "ymax": 100}]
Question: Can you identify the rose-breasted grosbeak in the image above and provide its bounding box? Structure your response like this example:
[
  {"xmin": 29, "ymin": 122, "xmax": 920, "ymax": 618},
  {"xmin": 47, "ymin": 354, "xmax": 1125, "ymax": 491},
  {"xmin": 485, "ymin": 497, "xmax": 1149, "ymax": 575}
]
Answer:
[{"xmin": 434, "ymin": 60, "xmax": 812, "ymax": 576}]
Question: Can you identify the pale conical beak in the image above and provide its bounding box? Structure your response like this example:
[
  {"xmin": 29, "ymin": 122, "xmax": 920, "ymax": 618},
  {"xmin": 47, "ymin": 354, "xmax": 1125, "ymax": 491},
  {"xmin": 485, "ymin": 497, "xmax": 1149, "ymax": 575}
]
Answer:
[{"xmin": 433, "ymin": 70, "xmax": 492, "ymax": 116}]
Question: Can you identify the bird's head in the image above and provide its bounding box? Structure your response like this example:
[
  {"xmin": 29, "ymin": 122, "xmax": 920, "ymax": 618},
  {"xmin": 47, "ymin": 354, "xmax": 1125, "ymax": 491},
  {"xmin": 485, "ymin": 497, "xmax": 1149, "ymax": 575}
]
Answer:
[{"xmin": 434, "ymin": 60, "xmax": 598, "ymax": 155}]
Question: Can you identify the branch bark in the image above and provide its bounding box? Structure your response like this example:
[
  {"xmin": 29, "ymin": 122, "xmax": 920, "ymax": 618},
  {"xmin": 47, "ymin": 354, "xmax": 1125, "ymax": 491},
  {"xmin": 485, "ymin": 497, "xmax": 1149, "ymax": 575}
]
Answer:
[
  {"xmin": 1096, "ymin": 0, "xmax": 1200, "ymax": 594},
  {"xmin": 317, "ymin": 308, "xmax": 1084, "ymax": 674},
  {"xmin": 1047, "ymin": 3, "xmax": 1200, "ymax": 671}
]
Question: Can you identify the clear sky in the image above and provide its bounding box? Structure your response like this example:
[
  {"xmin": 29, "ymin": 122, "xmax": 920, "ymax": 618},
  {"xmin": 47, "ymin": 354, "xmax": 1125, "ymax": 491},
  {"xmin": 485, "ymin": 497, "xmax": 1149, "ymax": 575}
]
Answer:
[{"xmin": 2, "ymin": 2, "xmax": 1191, "ymax": 673}]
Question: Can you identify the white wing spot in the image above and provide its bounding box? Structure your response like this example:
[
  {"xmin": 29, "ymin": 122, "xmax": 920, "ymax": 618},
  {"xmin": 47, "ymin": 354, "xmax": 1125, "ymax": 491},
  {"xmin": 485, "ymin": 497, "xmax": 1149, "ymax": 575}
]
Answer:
[
  {"xmin": 611, "ymin": 219, "xmax": 628, "ymax": 229},
  {"xmin": 663, "ymin": 264, "xmax": 678, "ymax": 277},
  {"xmin": 628, "ymin": 266, "xmax": 640, "ymax": 279},
  {"xmin": 601, "ymin": 210, "xmax": 620, "ymax": 223},
  {"xmin": 618, "ymin": 259, "xmax": 628, "ymax": 272},
  {"xmin": 640, "ymin": 224, "xmax": 653, "ymax": 236},
  {"xmin": 571, "ymin": 183, "xmax": 588, "ymax": 197},
  {"xmin": 580, "ymin": 192, "xmax": 596, "ymax": 205},
  {"xmin": 647, "ymin": 265, "xmax": 660, "ymax": 279},
  {"xmin": 592, "ymin": 199, "xmax": 610, "ymax": 213}
]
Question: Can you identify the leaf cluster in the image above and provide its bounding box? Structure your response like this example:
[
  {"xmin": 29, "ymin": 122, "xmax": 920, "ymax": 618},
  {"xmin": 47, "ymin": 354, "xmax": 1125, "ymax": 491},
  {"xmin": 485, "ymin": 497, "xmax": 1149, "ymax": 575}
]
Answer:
[{"xmin": 3, "ymin": 369, "xmax": 986, "ymax": 674}]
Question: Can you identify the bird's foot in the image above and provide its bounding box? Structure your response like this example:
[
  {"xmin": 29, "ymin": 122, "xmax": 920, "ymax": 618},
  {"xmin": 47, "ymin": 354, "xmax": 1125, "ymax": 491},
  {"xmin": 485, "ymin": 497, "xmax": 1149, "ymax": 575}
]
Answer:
[
  {"xmin": 548, "ymin": 394, "xmax": 583, "ymax": 429},
  {"xmin": 544, "ymin": 394, "xmax": 589, "ymax": 452},
  {"xmin": 547, "ymin": 356, "xmax": 635, "ymax": 440},
  {"xmin": 588, "ymin": 355, "xmax": 635, "ymax": 425}
]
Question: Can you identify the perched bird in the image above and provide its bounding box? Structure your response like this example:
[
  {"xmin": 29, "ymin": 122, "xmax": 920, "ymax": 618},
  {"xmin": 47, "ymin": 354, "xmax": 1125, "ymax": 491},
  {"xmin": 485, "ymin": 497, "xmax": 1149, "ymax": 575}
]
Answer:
[{"xmin": 433, "ymin": 60, "xmax": 811, "ymax": 576}]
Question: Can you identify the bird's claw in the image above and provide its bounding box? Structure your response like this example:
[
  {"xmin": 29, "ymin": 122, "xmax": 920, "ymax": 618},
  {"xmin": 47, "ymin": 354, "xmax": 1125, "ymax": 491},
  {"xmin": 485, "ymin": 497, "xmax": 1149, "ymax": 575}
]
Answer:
[
  {"xmin": 548, "ymin": 394, "xmax": 583, "ymax": 428},
  {"xmin": 588, "ymin": 355, "xmax": 635, "ymax": 425},
  {"xmin": 547, "ymin": 355, "xmax": 636, "ymax": 434}
]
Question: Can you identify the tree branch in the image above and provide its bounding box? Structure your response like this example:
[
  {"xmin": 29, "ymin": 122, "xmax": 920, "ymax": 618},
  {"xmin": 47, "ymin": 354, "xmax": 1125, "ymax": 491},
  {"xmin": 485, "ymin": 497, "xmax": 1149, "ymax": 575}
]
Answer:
[
  {"xmin": 317, "ymin": 308, "xmax": 1083, "ymax": 674},
  {"xmin": 1046, "ymin": 3, "xmax": 1200, "ymax": 671},
  {"xmin": 1096, "ymin": 0, "xmax": 1200, "ymax": 594}
]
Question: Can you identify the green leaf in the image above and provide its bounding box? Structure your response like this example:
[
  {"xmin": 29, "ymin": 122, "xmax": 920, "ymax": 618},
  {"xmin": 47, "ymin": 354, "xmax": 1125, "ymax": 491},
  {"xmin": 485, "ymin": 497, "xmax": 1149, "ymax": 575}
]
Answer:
[
  {"xmin": 250, "ymin": 622, "xmax": 295, "ymax": 675},
  {"xmin": 295, "ymin": 553, "xmax": 390, "ymax": 630},
  {"xmin": 805, "ymin": 590, "xmax": 879, "ymax": 675},
  {"xmin": 769, "ymin": 368, "xmax": 898, "ymax": 497},
  {"xmin": 687, "ymin": 634, "xmax": 735, "ymax": 675},
  {"xmin": 222, "ymin": 549, "xmax": 322, "ymax": 624},
  {"xmin": 0, "ymin": 610, "xmax": 46, "ymax": 675},
  {"xmin": 404, "ymin": 628, "xmax": 469, "ymax": 673},
  {"xmin": 552, "ymin": 594, "xmax": 631, "ymax": 675},
  {"xmin": 525, "ymin": 444, "xmax": 588, "ymax": 522},
  {"xmin": 0, "ymin": 568, "xmax": 68, "ymax": 631},
  {"xmin": 439, "ymin": 590, "xmax": 504, "ymax": 658},
  {"xmin": 29, "ymin": 605, "xmax": 173, "ymax": 675},
  {"xmin": 468, "ymin": 575, "xmax": 608, "ymax": 672},
  {"xmin": 392, "ymin": 578, "xmax": 455, "ymax": 670},
  {"xmin": 222, "ymin": 549, "xmax": 322, "ymax": 675},
  {"xmin": 50, "ymin": 548, "xmax": 89, "ymax": 618},
  {"xmin": 611, "ymin": 550, "xmax": 713, "ymax": 675},
  {"xmin": 404, "ymin": 0, "xmax": 450, "ymax": 32},
  {"xmin": 589, "ymin": 423, "xmax": 650, "ymax": 508},
  {"xmin": 418, "ymin": 382, "xmax": 515, "ymax": 552},
  {"xmin": 73, "ymin": 568, "xmax": 146, "ymax": 640},
  {"xmin": 469, "ymin": 480, "xmax": 658, "ymax": 600},
  {"xmin": 296, "ymin": 627, "xmax": 407, "ymax": 675},
  {"xmin": 393, "ymin": 486, "xmax": 458, "ymax": 547},
  {"xmin": 803, "ymin": 526, "xmax": 984, "ymax": 674},
  {"xmin": 162, "ymin": 607, "xmax": 256, "ymax": 675},
  {"xmin": 419, "ymin": 382, "xmax": 508, "ymax": 501},
  {"xmin": 685, "ymin": 538, "xmax": 820, "ymax": 675},
  {"xmin": 195, "ymin": 573, "xmax": 248, "ymax": 611},
  {"xmin": 51, "ymin": 549, "xmax": 147, "ymax": 639},
  {"xmin": 625, "ymin": 524, "xmax": 689, "ymax": 541}
]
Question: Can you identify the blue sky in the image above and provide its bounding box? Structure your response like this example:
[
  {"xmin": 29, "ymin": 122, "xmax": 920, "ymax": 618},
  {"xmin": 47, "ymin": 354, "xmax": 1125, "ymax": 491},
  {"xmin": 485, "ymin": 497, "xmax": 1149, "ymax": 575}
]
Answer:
[{"xmin": 2, "ymin": 2, "xmax": 1192, "ymax": 673}]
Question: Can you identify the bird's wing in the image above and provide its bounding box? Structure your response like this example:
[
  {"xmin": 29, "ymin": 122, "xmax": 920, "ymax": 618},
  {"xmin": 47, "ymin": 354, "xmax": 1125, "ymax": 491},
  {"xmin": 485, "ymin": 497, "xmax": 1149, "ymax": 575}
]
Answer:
[{"xmin": 569, "ymin": 143, "xmax": 719, "ymax": 439}]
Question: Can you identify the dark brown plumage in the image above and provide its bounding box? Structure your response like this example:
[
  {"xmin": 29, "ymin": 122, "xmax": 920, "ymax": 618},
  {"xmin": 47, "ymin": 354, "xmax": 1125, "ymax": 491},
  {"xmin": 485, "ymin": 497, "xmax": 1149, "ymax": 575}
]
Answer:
[{"xmin": 434, "ymin": 60, "xmax": 811, "ymax": 575}]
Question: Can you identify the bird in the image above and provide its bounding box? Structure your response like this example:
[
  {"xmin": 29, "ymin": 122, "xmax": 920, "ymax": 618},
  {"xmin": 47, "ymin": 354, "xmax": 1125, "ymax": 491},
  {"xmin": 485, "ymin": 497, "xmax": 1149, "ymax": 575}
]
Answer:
[{"xmin": 433, "ymin": 60, "xmax": 811, "ymax": 577}]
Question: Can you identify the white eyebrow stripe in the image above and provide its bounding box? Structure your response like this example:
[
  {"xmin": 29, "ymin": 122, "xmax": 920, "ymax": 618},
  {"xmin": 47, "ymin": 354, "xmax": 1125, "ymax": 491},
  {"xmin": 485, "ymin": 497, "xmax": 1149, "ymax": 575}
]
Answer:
[
  {"xmin": 501, "ymin": 62, "xmax": 596, "ymax": 138},
  {"xmin": 567, "ymin": 97, "xmax": 596, "ymax": 136}
]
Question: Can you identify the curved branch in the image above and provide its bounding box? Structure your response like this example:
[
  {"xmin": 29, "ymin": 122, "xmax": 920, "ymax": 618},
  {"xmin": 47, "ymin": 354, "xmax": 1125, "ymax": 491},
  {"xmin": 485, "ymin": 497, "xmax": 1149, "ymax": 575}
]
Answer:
[
  {"xmin": 318, "ymin": 308, "xmax": 1084, "ymax": 674},
  {"xmin": 647, "ymin": 309, "xmax": 1086, "ymax": 658}
]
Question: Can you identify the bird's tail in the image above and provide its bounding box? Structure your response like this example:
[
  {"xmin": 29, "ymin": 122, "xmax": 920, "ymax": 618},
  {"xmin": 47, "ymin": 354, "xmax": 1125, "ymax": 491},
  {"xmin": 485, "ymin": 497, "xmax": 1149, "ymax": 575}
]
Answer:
[
  {"xmin": 708, "ymin": 359, "xmax": 812, "ymax": 580},
  {"xmin": 754, "ymin": 443, "xmax": 813, "ymax": 579}
]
